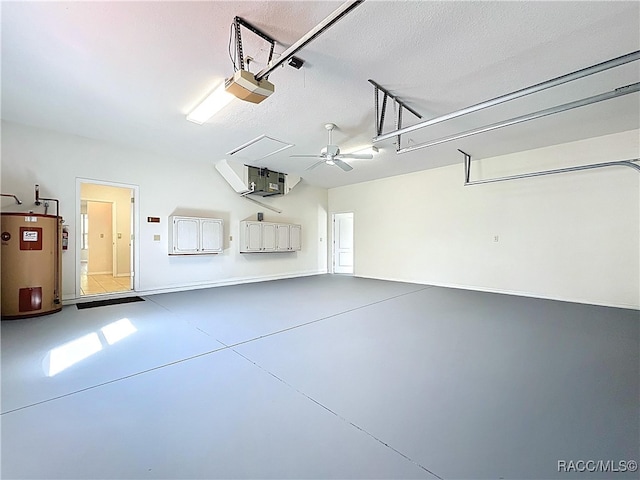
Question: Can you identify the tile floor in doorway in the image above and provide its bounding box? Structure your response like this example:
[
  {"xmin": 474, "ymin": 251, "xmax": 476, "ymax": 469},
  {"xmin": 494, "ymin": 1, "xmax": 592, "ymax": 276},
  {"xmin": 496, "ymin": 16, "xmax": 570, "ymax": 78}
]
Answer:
[
  {"xmin": 80, "ymin": 273, "xmax": 131, "ymax": 295},
  {"xmin": 1, "ymin": 275, "xmax": 638, "ymax": 479},
  {"xmin": 80, "ymin": 262, "xmax": 131, "ymax": 295}
]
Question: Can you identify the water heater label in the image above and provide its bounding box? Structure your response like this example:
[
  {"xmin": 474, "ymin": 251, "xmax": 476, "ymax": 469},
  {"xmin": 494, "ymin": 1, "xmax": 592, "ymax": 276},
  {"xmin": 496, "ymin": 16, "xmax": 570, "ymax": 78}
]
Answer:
[
  {"xmin": 23, "ymin": 231, "xmax": 39, "ymax": 242},
  {"xmin": 20, "ymin": 227, "xmax": 43, "ymax": 250},
  {"xmin": 24, "ymin": 216, "xmax": 38, "ymax": 222}
]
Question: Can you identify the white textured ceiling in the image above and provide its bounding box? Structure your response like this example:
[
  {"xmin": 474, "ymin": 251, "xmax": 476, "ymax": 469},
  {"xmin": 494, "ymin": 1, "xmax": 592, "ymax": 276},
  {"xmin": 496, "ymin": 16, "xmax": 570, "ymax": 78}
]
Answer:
[{"xmin": 2, "ymin": 1, "xmax": 639, "ymax": 189}]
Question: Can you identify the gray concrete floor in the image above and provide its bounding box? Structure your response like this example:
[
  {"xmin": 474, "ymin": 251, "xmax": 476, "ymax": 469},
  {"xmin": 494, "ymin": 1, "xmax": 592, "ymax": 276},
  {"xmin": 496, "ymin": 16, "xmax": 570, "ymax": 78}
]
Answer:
[{"xmin": 1, "ymin": 275, "xmax": 638, "ymax": 479}]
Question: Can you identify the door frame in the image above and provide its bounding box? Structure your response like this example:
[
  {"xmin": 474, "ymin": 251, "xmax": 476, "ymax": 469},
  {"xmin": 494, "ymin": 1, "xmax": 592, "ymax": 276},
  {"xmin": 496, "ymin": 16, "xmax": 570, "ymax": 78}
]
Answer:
[
  {"xmin": 76, "ymin": 178, "xmax": 140, "ymax": 298},
  {"xmin": 331, "ymin": 211, "xmax": 354, "ymax": 275}
]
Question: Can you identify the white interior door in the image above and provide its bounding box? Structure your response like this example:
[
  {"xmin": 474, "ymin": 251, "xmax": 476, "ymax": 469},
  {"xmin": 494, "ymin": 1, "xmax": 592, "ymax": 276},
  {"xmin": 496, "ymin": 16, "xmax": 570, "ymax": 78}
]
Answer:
[
  {"xmin": 87, "ymin": 201, "xmax": 113, "ymax": 275},
  {"xmin": 333, "ymin": 212, "xmax": 354, "ymax": 274}
]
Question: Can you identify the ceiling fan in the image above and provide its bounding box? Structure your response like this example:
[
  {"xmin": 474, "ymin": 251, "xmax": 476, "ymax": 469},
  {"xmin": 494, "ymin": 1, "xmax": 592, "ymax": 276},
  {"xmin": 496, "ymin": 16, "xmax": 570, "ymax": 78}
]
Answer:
[{"xmin": 290, "ymin": 123, "xmax": 373, "ymax": 171}]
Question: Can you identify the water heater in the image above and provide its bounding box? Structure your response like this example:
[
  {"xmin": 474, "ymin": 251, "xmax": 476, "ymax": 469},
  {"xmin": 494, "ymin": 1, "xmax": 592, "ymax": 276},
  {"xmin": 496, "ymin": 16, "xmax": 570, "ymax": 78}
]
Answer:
[{"xmin": 1, "ymin": 213, "xmax": 62, "ymax": 319}]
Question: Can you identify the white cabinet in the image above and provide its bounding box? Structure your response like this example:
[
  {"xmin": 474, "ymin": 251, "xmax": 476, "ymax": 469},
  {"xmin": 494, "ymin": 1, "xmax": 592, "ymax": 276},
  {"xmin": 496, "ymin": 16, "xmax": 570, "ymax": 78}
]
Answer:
[
  {"xmin": 289, "ymin": 224, "xmax": 301, "ymax": 251},
  {"xmin": 243, "ymin": 221, "xmax": 262, "ymax": 252},
  {"xmin": 275, "ymin": 224, "xmax": 302, "ymax": 251},
  {"xmin": 240, "ymin": 221, "xmax": 301, "ymax": 253},
  {"xmin": 262, "ymin": 223, "xmax": 277, "ymax": 251},
  {"xmin": 276, "ymin": 224, "xmax": 290, "ymax": 251},
  {"xmin": 169, "ymin": 216, "xmax": 223, "ymax": 255}
]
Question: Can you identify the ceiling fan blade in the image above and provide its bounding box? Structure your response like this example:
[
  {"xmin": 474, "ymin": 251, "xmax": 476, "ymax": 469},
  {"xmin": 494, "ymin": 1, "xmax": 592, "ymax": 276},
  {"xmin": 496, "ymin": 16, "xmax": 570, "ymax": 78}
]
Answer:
[
  {"xmin": 305, "ymin": 160, "xmax": 325, "ymax": 171},
  {"xmin": 290, "ymin": 154, "xmax": 323, "ymax": 158},
  {"xmin": 337, "ymin": 153, "xmax": 373, "ymax": 160},
  {"xmin": 333, "ymin": 159, "xmax": 353, "ymax": 171}
]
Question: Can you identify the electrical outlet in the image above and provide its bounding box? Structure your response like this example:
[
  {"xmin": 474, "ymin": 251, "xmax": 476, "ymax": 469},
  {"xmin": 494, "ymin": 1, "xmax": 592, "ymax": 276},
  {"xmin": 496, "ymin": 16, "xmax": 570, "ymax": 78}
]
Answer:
[
  {"xmin": 153, "ymin": 235, "xmax": 161, "ymax": 242},
  {"xmin": 229, "ymin": 235, "xmax": 233, "ymax": 241},
  {"xmin": 494, "ymin": 235, "xmax": 499, "ymax": 242}
]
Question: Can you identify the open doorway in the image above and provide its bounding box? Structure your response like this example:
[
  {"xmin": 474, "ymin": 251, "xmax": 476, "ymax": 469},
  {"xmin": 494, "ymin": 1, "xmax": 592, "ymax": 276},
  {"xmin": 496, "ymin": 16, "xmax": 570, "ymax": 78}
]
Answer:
[
  {"xmin": 332, "ymin": 212, "xmax": 354, "ymax": 274},
  {"xmin": 78, "ymin": 180, "xmax": 137, "ymax": 297}
]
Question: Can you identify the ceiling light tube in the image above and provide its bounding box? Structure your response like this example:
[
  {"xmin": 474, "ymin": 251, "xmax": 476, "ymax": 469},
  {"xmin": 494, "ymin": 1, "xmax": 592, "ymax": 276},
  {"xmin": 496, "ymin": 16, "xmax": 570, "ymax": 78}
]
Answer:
[
  {"xmin": 346, "ymin": 145, "xmax": 379, "ymax": 155},
  {"xmin": 187, "ymin": 82, "xmax": 235, "ymax": 124}
]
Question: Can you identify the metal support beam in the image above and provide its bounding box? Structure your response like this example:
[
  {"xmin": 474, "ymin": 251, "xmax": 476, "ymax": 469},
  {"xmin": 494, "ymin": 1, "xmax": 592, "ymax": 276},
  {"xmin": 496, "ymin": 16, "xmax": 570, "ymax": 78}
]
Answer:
[
  {"xmin": 374, "ymin": 50, "xmax": 640, "ymax": 143},
  {"xmin": 234, "ymin": 17, "xmax": 276, "ymax": 73},
  {"xmin": 460, "ymin": 149, "xmax": 640, "ymax": 186},
  {"xmin": 396, "ymin": 82, "xmax": 640, "ymax": 154},
  {"xmin": 369, "ymin": 79, "xmax": 422, "ymax": 150},
  {"xmin": 255, "ymin": 0, "xmax": 365, "ymax": 81}
]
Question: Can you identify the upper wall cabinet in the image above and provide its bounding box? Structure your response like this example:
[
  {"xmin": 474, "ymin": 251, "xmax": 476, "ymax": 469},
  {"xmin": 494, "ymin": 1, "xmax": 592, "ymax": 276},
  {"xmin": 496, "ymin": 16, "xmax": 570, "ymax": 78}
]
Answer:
[
  {"xmin": 240, "ymin": 221, "xmax": 301, "ymax": 253},
  {"xmin": 276, "ymin": 223, "xmax": 301, "ymax": 251},
  {"xmin": 169, "ymin": 216, "xmax": 223, "ymax": 255}
]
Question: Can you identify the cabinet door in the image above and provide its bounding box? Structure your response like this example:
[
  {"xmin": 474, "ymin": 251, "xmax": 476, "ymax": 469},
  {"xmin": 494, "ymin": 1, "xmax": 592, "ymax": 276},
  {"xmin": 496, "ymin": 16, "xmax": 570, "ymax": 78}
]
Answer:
[
  {"xmin": 289, "ymin": 224, "xmax": 301, "ymax": 251},
  {"xmin": 262, "ymin": 223, "xmax": 277, "ymax": 251},
  {"xmin": 173, "ymin": 217, "xmax": 199, "ymax": 253},
  {"xmin": 200, "ymin": 219, "xmax": 223, "ymax": 253},
  {"xmin": 276, "ymin": 224, "xmax": 290, "ymax": 251},
  {"xmin": 244, "ymin": 222, "xmax": 262, "ymax": 252}
]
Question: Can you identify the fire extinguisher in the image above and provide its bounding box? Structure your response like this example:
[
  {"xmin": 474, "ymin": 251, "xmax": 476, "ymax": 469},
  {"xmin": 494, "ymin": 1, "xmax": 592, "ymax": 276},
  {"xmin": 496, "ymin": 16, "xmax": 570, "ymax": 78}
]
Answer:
[{"xmin": 62, "ymin": 225, "xmax": 69, "ymax": 250}]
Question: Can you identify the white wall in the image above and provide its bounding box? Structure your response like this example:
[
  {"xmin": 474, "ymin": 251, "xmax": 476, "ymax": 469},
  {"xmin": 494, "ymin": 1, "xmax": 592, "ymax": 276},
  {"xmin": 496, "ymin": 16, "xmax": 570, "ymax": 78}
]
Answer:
[
  {"xmin": 329, "ymin": 130, "xmax": 640, "ymax": 309},
  {"xmin": 1, "ymin": 121, "xmax": 328, "ymax": 300}
]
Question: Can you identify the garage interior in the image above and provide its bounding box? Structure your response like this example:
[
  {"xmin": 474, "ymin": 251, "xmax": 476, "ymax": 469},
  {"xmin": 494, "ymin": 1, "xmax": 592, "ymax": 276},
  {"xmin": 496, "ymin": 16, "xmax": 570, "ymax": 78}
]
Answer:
[{"xmin": 1, "ymin": 1, "xmax": 639, "ymax": 479}]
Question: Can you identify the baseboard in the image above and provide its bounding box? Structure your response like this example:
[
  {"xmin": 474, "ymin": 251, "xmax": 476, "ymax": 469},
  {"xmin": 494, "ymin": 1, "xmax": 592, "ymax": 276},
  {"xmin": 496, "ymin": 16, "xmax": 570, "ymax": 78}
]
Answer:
[
  {"xmin": 136, "ymin": 270, "xmax": 327, "ymax": 297},
  {"xmin": 62, "ymin": 270, "xmax": 327, "ymax": 305},
  {"xmin": 354, "ymin": 274, "xmax": 640, "ymax": 311},
  {"xmin": 87, "ymin": 271, "xmax": 113, "ymax": 276},
  {"xmin": 63, "ymin": 271, "xmax": 637, "ymax": 310}
]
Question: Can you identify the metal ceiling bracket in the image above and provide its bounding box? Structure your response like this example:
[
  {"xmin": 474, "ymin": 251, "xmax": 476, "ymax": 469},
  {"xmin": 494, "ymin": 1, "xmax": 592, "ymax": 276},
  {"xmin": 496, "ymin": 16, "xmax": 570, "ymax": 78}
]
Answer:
[
  {"xmin": 374, "ymin": 50, "xmax": 640, "ymax": 143},
  {"xmin": 459, "ymin": 149, "xmax": 640, "ymax": 187},
  {"xmin": 255, "ymin": 0, "xmax": 365, "ymax": 81},
  {"xmin": 233, "ymin": 17, "xmax": 276, "ymax": 75},
  {"xmin": 369, "ymin": 79, "xmax": 422, "ymax": 152},
  {"xmin": 397, "ymin": 82, "xmax": 640, "ymax": 154}
]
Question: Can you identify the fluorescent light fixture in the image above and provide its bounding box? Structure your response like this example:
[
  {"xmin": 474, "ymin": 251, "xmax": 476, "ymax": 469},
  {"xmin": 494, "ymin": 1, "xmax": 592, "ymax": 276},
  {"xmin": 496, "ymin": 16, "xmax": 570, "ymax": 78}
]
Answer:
[
  {"xmin": 345, "ymin": 145, "xmax": 379, "ymax": 155},
  {"xmin": 45, "ymin": 333, "xmax": 103, "ymax": 376},
  {"xmin": 187, "ymin": 82, "xmax": 235, "ymax": 124},
  {"xmin": 100, "ymin": 318, "xmax": 137, "ymax": 345},
  {"xmin": 357, "ymin": 146, "xmax": 379, "ymax": 155}
]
